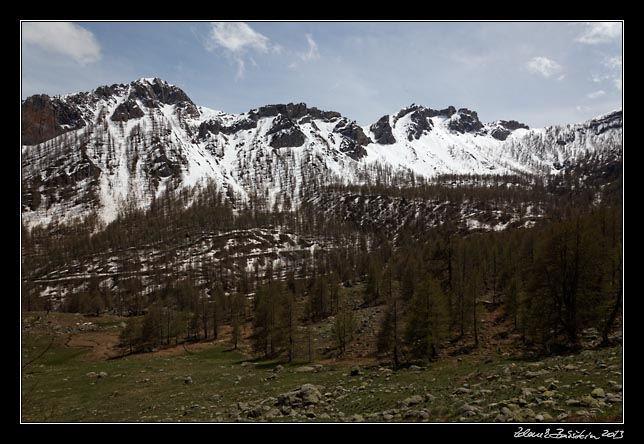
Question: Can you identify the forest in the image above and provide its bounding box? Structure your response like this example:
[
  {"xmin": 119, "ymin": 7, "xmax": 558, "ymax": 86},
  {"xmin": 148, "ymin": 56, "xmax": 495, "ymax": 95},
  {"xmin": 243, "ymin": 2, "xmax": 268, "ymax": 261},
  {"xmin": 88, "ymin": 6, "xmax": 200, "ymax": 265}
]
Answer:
[{"xmin": 21, "ymin": 161, "xmax": 622, "ymax": 366}]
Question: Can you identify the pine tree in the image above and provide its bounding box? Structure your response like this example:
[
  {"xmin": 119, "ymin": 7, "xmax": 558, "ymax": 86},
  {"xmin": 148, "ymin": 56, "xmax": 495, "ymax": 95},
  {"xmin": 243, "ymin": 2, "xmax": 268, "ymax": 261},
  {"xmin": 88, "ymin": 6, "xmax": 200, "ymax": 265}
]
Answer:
[{"xmin": 404, "ymin": 276, "xmax": 449, "ymax": 361}]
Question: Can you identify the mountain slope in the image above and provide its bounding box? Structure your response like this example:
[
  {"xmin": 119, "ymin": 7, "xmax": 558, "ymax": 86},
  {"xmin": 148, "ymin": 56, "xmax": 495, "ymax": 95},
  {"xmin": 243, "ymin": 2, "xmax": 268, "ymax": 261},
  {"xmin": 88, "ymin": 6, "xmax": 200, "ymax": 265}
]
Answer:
[{"xmin": 21, "ymin": 77, "xmax": 622, "ymax": 227}]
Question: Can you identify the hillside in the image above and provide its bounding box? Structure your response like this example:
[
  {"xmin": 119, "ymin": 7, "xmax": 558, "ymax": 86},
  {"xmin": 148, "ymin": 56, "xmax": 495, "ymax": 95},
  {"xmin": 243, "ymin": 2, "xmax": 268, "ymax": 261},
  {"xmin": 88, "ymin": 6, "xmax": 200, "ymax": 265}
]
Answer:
[{"xmin": 21, "ymin": 77, "xmax": 622, "ymax": 228}]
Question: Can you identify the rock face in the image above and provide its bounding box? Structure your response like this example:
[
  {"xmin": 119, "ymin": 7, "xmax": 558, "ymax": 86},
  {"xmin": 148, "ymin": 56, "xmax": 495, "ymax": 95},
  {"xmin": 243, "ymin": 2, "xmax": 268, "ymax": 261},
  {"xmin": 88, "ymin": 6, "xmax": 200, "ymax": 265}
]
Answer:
[
  {"xmin": 370, "ymin": 115, "xmax": 396, "ymax": 144},
  {"xmin": 111, "ymin": 99, "xmax": 145, "ymax": 122},
  {"xmin": 198, "ymin": 117, "xmax": 258, "ymax": 138},
  {"xmin": 406, "ymin": 108, "xmax": 435, "ymax": 141},
  {"xmin": 129, "ymin": 77, "xmax": 195, "ymax": 108},
  {"xmin": 489, "ymin": 120, "xmax": 530, "ymax": 141},
  {"xmin": 251, "ymin": 103, "xmax": 341, "ymax": 122},
  {"xmin": 393, "ymin": 104, "xmax": 461, "ymax": 141},
  {"xmin": 333, "ymin": 119, "xmax": 372, "ymax": 160},
  {"xmin": 448, "ymin": 108, "xmax": 485, "ymax": 134},
  {"xmin": 267, "ymin": 115, "xmax": 306, "ymax": 148},
  {"xmin": 21, "ymin": 94, "xmax": 86, "ymax": 145},
  {"xmin": 498, "ymin": 120, "xmax": 530, "ymax": 131}
]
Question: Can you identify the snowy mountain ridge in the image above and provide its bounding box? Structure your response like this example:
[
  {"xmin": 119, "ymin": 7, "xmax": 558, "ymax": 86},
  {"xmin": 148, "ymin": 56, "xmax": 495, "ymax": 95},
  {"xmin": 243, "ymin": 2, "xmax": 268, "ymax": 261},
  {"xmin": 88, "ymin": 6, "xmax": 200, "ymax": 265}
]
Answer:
[{"xmin": 21, "ymin": 77, "xmax": 622, "ymax": 228}]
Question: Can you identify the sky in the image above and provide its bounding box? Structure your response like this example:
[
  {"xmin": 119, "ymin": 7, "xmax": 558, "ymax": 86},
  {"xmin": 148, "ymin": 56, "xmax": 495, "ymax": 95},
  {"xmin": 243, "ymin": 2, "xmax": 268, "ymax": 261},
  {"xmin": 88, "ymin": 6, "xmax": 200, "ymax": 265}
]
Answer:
[{"xmin": 21, "ymin": 21, "xmax": 622, "ymax": 128}]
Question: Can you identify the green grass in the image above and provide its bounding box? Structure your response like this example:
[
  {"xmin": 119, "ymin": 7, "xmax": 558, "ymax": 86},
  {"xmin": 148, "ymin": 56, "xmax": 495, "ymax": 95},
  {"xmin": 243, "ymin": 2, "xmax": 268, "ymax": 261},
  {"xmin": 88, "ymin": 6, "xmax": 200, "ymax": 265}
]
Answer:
[{"xmin": 21, "ymin": 328, "xmax": 622, "ymax": 423}]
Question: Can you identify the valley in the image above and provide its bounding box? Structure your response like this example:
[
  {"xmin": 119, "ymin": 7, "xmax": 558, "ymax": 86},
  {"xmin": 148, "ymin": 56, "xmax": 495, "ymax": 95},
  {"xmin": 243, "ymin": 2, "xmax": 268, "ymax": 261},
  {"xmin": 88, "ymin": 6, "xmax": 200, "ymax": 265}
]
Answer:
[{"xmin": 21, "ymin": 77, "xmax": 623, "ymax": 424}]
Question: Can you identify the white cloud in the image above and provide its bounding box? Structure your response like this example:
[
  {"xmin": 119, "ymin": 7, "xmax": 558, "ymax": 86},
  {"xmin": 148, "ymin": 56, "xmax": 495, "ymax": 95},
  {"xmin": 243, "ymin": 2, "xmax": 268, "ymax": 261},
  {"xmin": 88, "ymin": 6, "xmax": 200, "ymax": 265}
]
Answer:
[
  {"xmin": 576, "ymin": 22, "xmax": 621, "ymax": 45},
  {"xmin": 289, "ymin": 34, "xmax": 321, "ymax": 70},
  {"xmin": 302, "ymin": 34, "xmax": 320, "ymax": 62},
  {"xmin": 206, "ymin": 22, "xmax": 269, "ymax": 53},
  {"xmin": 22, "ymin": 22, "xmax": 101, "ymax": 64},
  {"xmin": 526, "ymin": 56, "xmax": 563, "ymax": 79},
  {"xmin": 234, "ymin": 58, "xmax": 246, "ymax": 80},
  {"xmin": 587, "ymin": 90, "xmax": 606, "ymax": 99},
  {"xmin": 204, "ymin": 22, "xmax": 273, "ymax": 79}
]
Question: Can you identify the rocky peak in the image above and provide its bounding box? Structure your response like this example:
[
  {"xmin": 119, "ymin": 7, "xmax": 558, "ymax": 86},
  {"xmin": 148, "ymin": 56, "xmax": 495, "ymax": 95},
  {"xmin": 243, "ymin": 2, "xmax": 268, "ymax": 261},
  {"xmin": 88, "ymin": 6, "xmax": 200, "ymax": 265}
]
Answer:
[
  {"xmin": 129, "ymin": 78, "xmax": 196, "ymax": 110},
  {"xmin": 394, "ymin": 104, "xmax": 457, "ymax": 124},
  {"xmin": 250, "ymin": 103, "xmax": 341, "ymax": 122}
]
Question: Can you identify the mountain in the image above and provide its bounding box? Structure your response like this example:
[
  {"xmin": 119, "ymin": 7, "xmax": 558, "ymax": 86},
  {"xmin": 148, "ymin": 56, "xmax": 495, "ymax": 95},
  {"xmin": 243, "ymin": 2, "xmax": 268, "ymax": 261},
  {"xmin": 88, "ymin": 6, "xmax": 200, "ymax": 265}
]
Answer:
[{"xmin": 21, "ymin": 77, "xmax": 622, "ymax": 228}]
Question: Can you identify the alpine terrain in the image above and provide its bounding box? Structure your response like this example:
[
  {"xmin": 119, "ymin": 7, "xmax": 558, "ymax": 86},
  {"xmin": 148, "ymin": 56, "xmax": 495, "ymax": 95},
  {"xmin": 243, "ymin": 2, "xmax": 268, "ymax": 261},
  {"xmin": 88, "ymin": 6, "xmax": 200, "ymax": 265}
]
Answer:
[
  {"xmin": 21, "ymin": 77, "xmax": 623, "ymax": 424},
  {"xmin": 21, "ymin": 77, "xmax": 621, "ymax": 227}
]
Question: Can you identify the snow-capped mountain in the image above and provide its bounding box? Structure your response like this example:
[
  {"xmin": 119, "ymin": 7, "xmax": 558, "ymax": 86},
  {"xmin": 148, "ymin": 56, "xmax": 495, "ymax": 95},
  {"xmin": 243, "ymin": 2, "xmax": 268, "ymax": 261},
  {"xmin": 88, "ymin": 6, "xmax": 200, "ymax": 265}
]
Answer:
[{"xmin": 21, "ymin": 77, "xmax": 622, "ymax": 227}]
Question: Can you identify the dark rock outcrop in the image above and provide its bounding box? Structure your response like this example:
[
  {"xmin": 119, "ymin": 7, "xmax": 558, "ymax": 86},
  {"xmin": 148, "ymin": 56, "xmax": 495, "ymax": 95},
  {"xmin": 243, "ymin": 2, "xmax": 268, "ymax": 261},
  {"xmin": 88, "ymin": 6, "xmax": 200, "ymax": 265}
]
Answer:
[
  {"xmin": 333, "ymin": 119, "xmax": 372, "ymax": 160},
  {"xmin": 448, "ymin": 108, "xmax": 484, "ymax": 134},
  {"xmin": 128, "ymin": 78, "xmax": 199, "ymax": 118},
  {"xmin": 21, "ymin": 95, "xmax": 86, "ymax": 145},
  {"xmin": 197, "ymin": 120, "xmax": 225, "ymax": 139},
  {"xmin": 111, "ymin": 99, "xmax": 145, "ymax": 122},
  {"xmin": 267, "ymin": 115, "xmax": 306, "ymax": 148},
  {"xmin": 438, "ymin": 106, "xmax": 457, "ymax": 118},
  {"xmin": 489, "ymin": 120, "xmax": 529, "ymax": 141},
  {"xmin": 370, "ymin": 115, "xmax": 396, "ymax": 145},
  {"xmin": 490, "ymin": 127, "xmax": 512, "ymax": 141},
  {"xmin": 94, "ymin": 84, "xmax": 122, "ymax": 99},
  {"xmin": 130, "ymin": 78, "xmax": 193, "ymax": 107},
  {"xmin": 334, "ymin": 119, "xmax": 372, "ymax": 146},
  {"xmin": 498, "ymin": 120, "xmax": 530, "ymax": 131},
  {"xmin": 250, "ymin": 103, "xmax": 341, "ymax": 122},
  {"xmin": 197, "ymin": 117, "xmax": 258, "ymax": 139},
  {"xmin": 407, "ymin": 108, "xmax": 435, "ymax": 141},
  {"xmin": 394, "ymin": 104, "xmax": 456, "ymax": 124}
]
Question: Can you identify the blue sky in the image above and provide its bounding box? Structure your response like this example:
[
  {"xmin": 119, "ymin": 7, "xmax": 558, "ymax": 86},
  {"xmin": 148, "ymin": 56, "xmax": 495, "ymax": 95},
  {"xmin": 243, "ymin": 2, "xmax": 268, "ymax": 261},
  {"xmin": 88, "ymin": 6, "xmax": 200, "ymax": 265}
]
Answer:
[{"xmin": 21, "ymin": 21, "xmax": 622, "ymax": 128}]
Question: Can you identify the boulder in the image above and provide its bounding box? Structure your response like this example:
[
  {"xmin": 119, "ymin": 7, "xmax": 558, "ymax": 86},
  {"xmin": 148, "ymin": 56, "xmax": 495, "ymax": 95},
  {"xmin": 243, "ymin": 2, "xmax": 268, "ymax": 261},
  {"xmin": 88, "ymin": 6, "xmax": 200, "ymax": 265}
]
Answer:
[
  {"xmin": 277, "ymin": 384, "xmax": 322, "ymax": 407},
  {"xmin": 591, "ymin": 388, "xmax": 605, "ymax": 398},
  {"xmin": 299, "ymin": 384, "xmax": 322, "ymax": 405},
  {"xmin": 399, "ymin": 395, "xmax": 424, "ymax": 407}
]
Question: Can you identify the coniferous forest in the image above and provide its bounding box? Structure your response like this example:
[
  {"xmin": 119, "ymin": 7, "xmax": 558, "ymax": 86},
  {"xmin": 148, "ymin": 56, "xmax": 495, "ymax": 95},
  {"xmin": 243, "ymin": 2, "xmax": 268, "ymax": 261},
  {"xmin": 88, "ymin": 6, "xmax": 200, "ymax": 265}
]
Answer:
[{"xmin": 22, "ymin": 160, "xmax": 622, "ymax": 364}]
